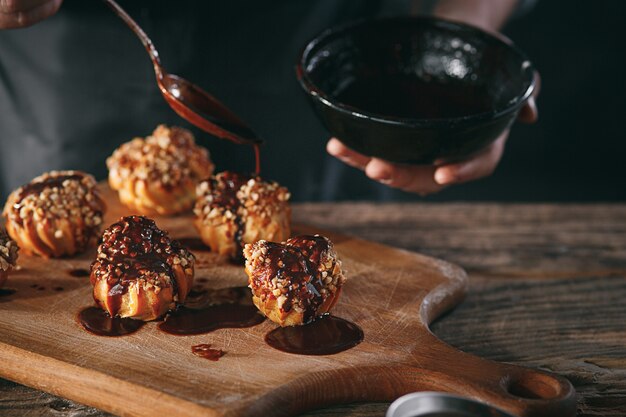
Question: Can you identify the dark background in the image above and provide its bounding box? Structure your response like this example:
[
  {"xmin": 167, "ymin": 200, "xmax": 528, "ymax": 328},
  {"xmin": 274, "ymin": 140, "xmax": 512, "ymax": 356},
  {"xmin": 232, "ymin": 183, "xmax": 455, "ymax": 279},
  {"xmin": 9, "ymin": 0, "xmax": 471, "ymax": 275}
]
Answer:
[
  {"xmin": 427, "ymin": 1, "xmax": 626, "ymax": 202},
  {"xmin": 0, "ymin": 1, "xmax": 624, "ymax": 202}
]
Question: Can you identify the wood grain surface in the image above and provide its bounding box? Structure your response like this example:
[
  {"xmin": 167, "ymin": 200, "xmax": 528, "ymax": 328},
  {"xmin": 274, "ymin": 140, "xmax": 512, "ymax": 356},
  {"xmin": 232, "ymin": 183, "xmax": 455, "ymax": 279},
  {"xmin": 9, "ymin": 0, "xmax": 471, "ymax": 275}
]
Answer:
[{"xmin": 2, "ymin": 202, "xmax": 621, "ymax": 416}]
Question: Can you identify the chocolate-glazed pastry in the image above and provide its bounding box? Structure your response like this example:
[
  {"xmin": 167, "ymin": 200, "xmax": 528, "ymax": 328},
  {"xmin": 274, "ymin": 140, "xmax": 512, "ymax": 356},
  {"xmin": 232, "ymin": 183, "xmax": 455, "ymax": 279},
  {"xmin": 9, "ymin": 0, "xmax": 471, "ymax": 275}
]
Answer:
[
  {"xmin": 194, "ymin": 171, "xmax": 290, "ymax": 261},
  {"xmin": 2, "ymin": 171, "xmax": 105, "ymax": 258},
  {"xmin": 0, "ymin": 228, "xmax": 19, "ymax": 287},
  {"xmin": 90, "ymin": 216, "xmax": 194, "ymax": 321},
  {"xmin": 107, "ymin": 125, "xmax": 214, "ymax": 215},
  {"xmin": 244, "ymin": 235, "xmax": 346, "ymax": 326}
]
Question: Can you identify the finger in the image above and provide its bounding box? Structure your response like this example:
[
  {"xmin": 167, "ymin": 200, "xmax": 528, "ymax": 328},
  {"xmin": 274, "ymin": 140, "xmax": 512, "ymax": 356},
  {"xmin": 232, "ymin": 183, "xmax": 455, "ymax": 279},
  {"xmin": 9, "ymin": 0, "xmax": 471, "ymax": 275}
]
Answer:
[
  {"xmin": 364, "ymin": 158, "xmax": 446, "ymax": 195},
  {"xmin": 434, "ymin": 132, "xmax": 508, "ymax": 185},
  {"xmin": 0, "ymin": 0, "xmax": 62, "ymax": 29},
  {"xmin": 518, "ymin": 70, "xmax": 541, "ymax": 124},
  {"xmin": 0, "ymin": 0, "xmax": 51, "ymax": 13},
  {"xmin": 326, "ymin": 138, "xmax": 371, "ymax": 171},
  {"xmin": 518, "ymin": 95, "xmax": 538, "ymax": 124}
]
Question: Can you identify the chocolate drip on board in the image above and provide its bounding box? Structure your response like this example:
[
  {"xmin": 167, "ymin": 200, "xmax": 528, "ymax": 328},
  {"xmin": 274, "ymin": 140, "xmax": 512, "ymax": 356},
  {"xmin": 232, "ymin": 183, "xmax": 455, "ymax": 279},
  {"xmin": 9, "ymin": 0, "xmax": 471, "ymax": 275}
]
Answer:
[
  {"xmin": 78, "ymin": 306, "xmax": 145, "ymax": 337},
  {"xmin": 265, "ymin": 315, "xmax": 363, "ymax": 355},
  {"xmin": 191, "ymin": 344, "xmax": 225, "ymax": 361},
  {"xmin": 158, "ymin": 286, "xmax": 264, "ymax": 335}
]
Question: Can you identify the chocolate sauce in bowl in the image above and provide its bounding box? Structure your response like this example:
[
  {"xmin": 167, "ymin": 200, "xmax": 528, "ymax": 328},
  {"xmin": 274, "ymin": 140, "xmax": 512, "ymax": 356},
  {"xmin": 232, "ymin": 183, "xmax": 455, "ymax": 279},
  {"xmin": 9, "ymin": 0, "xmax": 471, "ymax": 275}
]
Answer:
[
  {"xmin": 334, "ymin": 75, "xmax": 491, "ymax": 120},
  {"xmin": 265, "ymin": 315, "xmax": 363, "ymax": 355},
  {"xmin": 78, "ymin": 306, "xmax": 145, "ymax": 336}
]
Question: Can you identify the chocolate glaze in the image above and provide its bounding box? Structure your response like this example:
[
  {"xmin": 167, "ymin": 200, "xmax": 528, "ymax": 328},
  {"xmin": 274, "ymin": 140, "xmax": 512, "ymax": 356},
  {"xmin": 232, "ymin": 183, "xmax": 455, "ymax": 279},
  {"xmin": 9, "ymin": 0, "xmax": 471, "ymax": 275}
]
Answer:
[
  {"xmin": 208, "ymin": 172, "xmax": 250, "ymax": 209},
  {"xmin": 265, "ymin": 315, "xmax": 363, "ymax": 355},
  {"xmin": 0, "ymin": 288, "xmax": 16, "ymax": 297},
  {"xmin": 252, "ymin": 235, "xmax": 331, "ymax": 324},
  {"xmin": 0, "ymin": 233, "xmax": 16, "ymax": 265},
  {"xmin": 68, "ymin": 268, "xmax": 90, "ymax": 278},
  {"xmin": 0, "ymin": 252, "xmax": 11, "ymax": 264},
  {"xmin": 11, "ymin": 173, "xmax": 90, "ymax": 226},
  {"xmin": 15, "ymin": 173, "xmax": 84, "ymax": 202},
  {"xmin": 158, "ymin": 286, "xmax": 264, "ymax": 335},
  {"xmin": 78, "ymin": 306, "xmax": 145, "ymax": 336},
  {"xmin": 90, "ymin": 216, "xmax": 191, "ymax": 317},
  {"xmin": 207, "ymin": 172, "xmax": 255, "ymax": 263},
  {"xmin": 9, "ymin": 172, "xmax": 106, "ymax": 245},
  {"xmin": 191, "ymin": 344, "xmax": 225, "ymax": 361}
]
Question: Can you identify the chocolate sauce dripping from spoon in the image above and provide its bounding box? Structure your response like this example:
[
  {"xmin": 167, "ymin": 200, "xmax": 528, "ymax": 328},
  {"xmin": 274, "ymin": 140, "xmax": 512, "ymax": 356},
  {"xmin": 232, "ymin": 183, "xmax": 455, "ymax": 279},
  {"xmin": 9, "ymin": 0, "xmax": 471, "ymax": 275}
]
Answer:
[{"xmin": 103, "ymin": 0, "xmax": 263, "ymax": 175}]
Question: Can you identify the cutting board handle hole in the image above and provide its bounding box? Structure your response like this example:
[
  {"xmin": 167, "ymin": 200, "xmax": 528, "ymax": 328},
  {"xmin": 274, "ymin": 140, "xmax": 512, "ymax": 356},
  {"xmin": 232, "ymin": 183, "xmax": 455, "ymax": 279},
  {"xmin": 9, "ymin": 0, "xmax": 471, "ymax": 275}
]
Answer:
[{"xmin": 506, "ymin": 372, "xmax": 562, "ymax": 400}]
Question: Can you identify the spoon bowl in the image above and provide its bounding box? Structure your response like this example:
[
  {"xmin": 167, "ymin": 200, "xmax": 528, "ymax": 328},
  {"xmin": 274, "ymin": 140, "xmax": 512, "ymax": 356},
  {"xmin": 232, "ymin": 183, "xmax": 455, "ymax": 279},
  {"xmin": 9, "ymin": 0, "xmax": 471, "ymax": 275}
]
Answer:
[{"xmin": 159, "ymin": 74, "xmax": 261, "ymax": 145}]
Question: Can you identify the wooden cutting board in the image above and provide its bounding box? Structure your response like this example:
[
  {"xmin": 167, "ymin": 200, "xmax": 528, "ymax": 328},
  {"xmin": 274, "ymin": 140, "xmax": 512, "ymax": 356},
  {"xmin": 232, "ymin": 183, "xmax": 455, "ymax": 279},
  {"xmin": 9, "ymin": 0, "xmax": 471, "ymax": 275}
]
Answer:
[{"xmin": 0, "ymin": 186, "xmax": 575, "ymax": 417}]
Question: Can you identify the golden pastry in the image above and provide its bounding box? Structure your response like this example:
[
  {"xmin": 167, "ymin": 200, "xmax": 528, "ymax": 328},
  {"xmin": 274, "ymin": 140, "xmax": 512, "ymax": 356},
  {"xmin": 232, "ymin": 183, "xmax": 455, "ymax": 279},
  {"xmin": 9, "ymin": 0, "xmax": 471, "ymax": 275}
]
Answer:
[
  {"xmin": 244, "ymin": 235, "xmax": 346, "ymax": 326},
  {"xmin": 2, "ymin": 170, "xmax": 105, "ymax": 258},
  {"xmin": 107, "ymin": 125, "xmax": 214, "ymax": 215},
  {"xmin": 0, "ymin": 228, "xmax": 19, "ymax": 287},
  {"xmin": 90, "ymin": 216, "xmax": 195, "ymax": 321},
  {"xmin": 194, "ymin": 171, "xmax": 291, "ymax": 261}
]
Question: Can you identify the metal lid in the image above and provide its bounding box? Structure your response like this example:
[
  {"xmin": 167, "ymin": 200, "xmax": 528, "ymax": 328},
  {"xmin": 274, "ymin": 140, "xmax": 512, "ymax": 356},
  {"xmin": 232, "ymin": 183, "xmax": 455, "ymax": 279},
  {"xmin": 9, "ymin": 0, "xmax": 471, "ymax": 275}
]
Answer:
[{"xmin": 386, "ymin": 392, "xmax": 517, "ymax": 417}]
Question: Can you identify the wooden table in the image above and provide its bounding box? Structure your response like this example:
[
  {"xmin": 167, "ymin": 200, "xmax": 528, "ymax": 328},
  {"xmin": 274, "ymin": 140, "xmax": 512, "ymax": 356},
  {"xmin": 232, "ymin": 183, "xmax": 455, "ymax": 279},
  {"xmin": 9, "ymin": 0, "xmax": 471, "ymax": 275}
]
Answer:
[{"xmin": 1, "ymin": 203, "xmax": 624, "ymax": 417}]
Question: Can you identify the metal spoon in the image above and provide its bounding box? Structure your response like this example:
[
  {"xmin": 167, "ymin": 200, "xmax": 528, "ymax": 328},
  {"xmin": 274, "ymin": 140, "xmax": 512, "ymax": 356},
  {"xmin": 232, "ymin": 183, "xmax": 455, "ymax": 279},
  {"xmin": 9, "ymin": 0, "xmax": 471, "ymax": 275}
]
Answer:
[{"xmin": 103, "ymin": 0, "xmax": 262, "ymax": 146}]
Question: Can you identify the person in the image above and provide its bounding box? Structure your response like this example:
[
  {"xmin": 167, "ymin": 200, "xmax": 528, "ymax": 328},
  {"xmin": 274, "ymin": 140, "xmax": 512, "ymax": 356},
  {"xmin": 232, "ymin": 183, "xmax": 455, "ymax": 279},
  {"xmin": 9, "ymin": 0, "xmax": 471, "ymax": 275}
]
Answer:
[{"xmin": 0, "ymin": 0, "xmax": 537, "ymax": 201}]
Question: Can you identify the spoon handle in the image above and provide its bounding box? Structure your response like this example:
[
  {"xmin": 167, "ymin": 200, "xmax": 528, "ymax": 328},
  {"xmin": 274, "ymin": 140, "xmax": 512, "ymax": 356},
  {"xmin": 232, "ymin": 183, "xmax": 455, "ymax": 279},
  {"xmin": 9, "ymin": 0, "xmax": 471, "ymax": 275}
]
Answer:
[{"xmin": 103, "ymin": 0, "xmax": 161, "ymax": 68}]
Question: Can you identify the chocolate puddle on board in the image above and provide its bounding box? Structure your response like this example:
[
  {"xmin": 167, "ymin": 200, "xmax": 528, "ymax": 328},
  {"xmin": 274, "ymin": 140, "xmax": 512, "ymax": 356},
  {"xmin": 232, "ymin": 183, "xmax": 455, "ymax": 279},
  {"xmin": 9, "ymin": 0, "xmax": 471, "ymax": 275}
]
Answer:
[
  {"xmin": 265, "ymin": 315, "xmax": 364, "ymax": 355},
  {"xmin": 78, "ymin": 306, "xmax": 146, "ymax": 337},
  {"xmin": 77, "ymin": 286, "xmax": 363, "ymax": 356},
  {"xmin": 158, "ymin": 286, "xmax": 265, "ymax": 335}
]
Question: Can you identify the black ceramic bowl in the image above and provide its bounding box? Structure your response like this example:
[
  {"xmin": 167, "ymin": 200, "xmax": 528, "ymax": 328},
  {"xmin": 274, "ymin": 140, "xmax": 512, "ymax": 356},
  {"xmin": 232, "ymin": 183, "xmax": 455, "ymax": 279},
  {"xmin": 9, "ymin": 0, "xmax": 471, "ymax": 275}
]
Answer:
[{"xmin": 296, "ymin": 16, "xmax": 536, "ymax": 164}]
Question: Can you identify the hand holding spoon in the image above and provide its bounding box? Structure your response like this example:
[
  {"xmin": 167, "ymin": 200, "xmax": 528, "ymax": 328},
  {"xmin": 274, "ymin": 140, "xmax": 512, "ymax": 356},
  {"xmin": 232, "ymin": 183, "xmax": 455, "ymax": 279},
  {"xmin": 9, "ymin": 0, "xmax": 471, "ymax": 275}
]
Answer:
[{"xmin": 103, "ymin": 0, "xmax": 262, "ymax": 147}]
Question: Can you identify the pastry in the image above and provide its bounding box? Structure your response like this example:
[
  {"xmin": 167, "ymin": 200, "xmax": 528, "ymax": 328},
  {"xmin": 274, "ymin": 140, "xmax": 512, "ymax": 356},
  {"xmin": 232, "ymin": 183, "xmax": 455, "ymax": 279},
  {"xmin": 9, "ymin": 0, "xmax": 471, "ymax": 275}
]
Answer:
[
  {"xmin": 90, "ymin": 216, "xmax": 195, "ymax": 321},
  {"xmin": 0, "ymin": 228, "xmax": 19, "ymax": 287},
  {"xmin": 194, "ymin": 171, "xmax": 290, "ymax": 261},
  {"xmin": 2, "ymin": 170, "xmax": 105, "ymax": 258},
  {"xmin": 107, "ymin": 125, "xmax": 214, "ymax": 215},
  {"xmin": 244, "ymin": 235, "xmax": 346, "ymax": 326}
]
